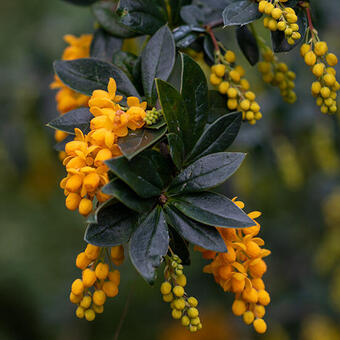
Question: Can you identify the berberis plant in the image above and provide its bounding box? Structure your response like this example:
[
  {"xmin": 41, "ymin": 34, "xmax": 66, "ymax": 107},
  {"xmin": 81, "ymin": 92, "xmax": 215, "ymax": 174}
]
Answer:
[{"xmin": 47, "ymin": 0, "xmax": 338, "ymax": 334}]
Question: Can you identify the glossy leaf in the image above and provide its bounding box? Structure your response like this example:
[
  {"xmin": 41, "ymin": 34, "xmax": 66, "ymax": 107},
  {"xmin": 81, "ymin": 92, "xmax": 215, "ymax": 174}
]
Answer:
[
  {"xmin": 180, "ymin": 53, "xmax": 209, "ymax": 147},
  {"xmin": 207, "ymin": 90, "xmax": 228, "ymax": 123},
  {"xmin": 186, "ymin": 112, "xmax": 242, "ymax": 163},
  {"xmin": 141, "ymin": 25, "xmax": 175, "ymax": 105},
  {"xmin": 236, "ymin": 25, "xmax": 259, "ymax": 66},
  {"xmin": 90, "ymin": 28, "xmax": 123, "ymax": 62},
  {"xmin": 167, "ymin": 53, "xmax": 183, "ymax": 92},
  {"xmin": 112, "ymin": 51, "xmax": 139, "ymax": 81},
  {"xmin": 47, "ymin": 107, "xmax": 92, "ymax": 134},
  {"xmin": 119, "ymin": 0, "xmax": 168, "ymax": 35},
  {"xmin": 169, "ymin": 0, "xmax": 191, "ymax": 26},
  {"xmin": 105, "ymin": 150, "xmax": 167, "ymax": 198},
  {"xmin": 167, "ymin": 133, "xmax": 185, "ymax": 170},
  {"xmin": 271, "ymin": 7, "xmax": 307, "ymax": 53},
  {"xmin": 156, "ymin": 79, "xmax": 192, "ymax": 155},
  {"xmin": 102, "ymin": 179, "xmax": 155, "ymax": 213},
  {"xmin": 169, "ymin": 192, "xmax": 256, "ymax": 228},
  {"xmin": 117, "ymin": 126, "xmax": 167, "ymax": 160},
  {"xmin": 129, "ymin": 206, "xmax": 169, "ymax": 283},
  {"xmin": 168, "ymin": 152, "xmax": 245, "ymax": 195},
  {"xmin": 92, "ymin": 2, "xmax": 137, "ymax": 38},
  {"xmin": 85, "ymin": 203, "xmax": 137, "ymax": 246},
  {"xmin": 54, "ymin": 58, "xmax": 140, "ymax": 100},
  {"xmin": 222, "ymin": 0, "xmax": 262, "ymax": 27},
  {"xmin": 164, "ymin": 205, "xmax": 227, "ymax": 252}
]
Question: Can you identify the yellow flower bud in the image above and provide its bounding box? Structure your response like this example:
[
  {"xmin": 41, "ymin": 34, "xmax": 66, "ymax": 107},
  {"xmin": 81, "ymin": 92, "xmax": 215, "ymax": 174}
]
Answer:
[
  {"xmin": 300, "ymin": 43, "xmax": 311, "ymax": 57},
  {"xmin": 326, "ymin": 53, "xmax": 338, "ymax": 66},
  {"xmin": 224, "ymin": 50, "xmax": 236, "ymax": 63},
  {"xmin": 324, "ymin": 73, "xmax": 336, "ymax": 87},
  {"xmin": 160, "ymin": 281, "xmax": 172, "ymax": 295},
  {"xmin": 55, "ymin": 130, "xmax": 68, "ymax": 142},
  {"xmin": 85, "ymin": 244, "xmax": 100, "ymax": 260},
  {"xmin": 76, "ymin": 252, "xmax": 92, "ymax": 270},
  {"xmin": 243, "ymin": 311, "xmax": 255, "ymax": 325},
  {"xmin": 253, "ymin": 318, "xmax": 267, "ymax": 334},
  {"xmin": 258, "ymin": 290, "xmax": 271, "ymax": 305},
  {"xmin": 70, "ymin": 292, "xmax": 82, "ymax": 304},
  {"xmin": 240, "ymin": 99, "xmax": 250, "ymax": 111},
  {"xmin": 171, "ymin": 309, "xmax": 182, "ymax": 319},
  {"xmin": 271, "ymin": 8, "xmax": 282, "ymax": 19},
  {"xmin": 218, "ymin": 81, "xmax": 230, "ymax": 94},
  {"xmin": 314, "ymin": 41, "xmax": 328, "ymax": 56},
  {"xmin": 85, "ymin": 309, "xmax": 96, "ymax": 321},
  {"xmin": 214, "ymin": 64, "xmax": 226, "ymax": 77},
  {"xmin": 76, "ymin": 306, "xmax": 85, "ymax": 319},
  {"xmin": 173, "ymin": 285, "xmax": 184, "ymax": 297},
  {"xmin": 258, "ymin": 0, "xmax": 267, "ymax": 13},
  {"xmin": 80, "ymin": 295, "xmax": 92, "ymax": 309},
  {"xmin": 227, "ymin": 87, "xmax": 238, "ymax": 98},
  {"xmin": 65, "ymin": 193, "xmax": 81, "ymax": 211},
  {"xmin": 187, "ymin": 307, "xmax": 199, "ymax": 318},
  {"xmin": 277, "ymin": 21, "xmax": 286, "ymax": 31},
  {"xmin": 254, "ymin": 304, "xmax": 266, "ymax": 318},
  {"xmin": 83, "ymin": 172, "xmax": 100, "ymax": 193},
  {"xmin": 71, "ymin": 279, "xmax": 84, "ymax": 296},
  {"xmin": 82, "ymin": 268, "xmax": 97, "ymax": 288},
  {"xmin": 181, "ymin": 315, "xmax": 190, "ymax": 326},
  {"xmin": 311, "ymin": 81, "xmax": 321, "ymax": 95},
  {"xmin": 210, "ymin": 73, "xmax": 222, "ymax": 86},
  {"xmin": 103, "ymin": 281, "xmax": 119, "ymax": 297},
  {"xmin": 108, "ymin": 270, "xmax": 120, "ymax": 286},
  {"xmin": 227, "ymin": 99, "xmax": 238, "ymax": 110},
  {"xmin": 93, "ymin": 304, "xmax": 104, "ymax": 314},
  {"xmin": 95, "ymin": 262, "xmax": 109, "ymax": 280},
  {"xmin": 232, "ymin": 299, "xmax": 246, "ymax": 316},
  {"xmin": 312, "ymin": 63, "xmax": 325, "ymax": 78},
  {"xmin": 230, "ymin": 70, "xmax": 241, "ymax": 82},
  {"xmin": 320, "ymin": 87, "xmax": 331, "ymax": 99},
  {"xmin": 176, "ymin": 274, "xmax": 187, "ymax": 287},
  {"xmin": 162, "ymin": 293, "xmax": 174, "ymax": 302},
  {"xmin": 93, "ymin": 289, "xmax": 106, "ymax": 306},
  {"xmin": 188, "ymin": 296, "xmax": 198, "ymax": 307},
  {"xmin": 79, "ymin": 198, "xmax": 93, "ymax": 216}
]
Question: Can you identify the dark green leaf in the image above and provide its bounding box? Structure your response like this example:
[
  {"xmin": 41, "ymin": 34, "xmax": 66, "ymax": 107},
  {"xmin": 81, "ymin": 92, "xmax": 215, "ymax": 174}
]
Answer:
[
  {"xmin": 180, "ymin": 4, "xmax": 222, "ymax": 25},
  {"xmin": 129, "ymin": 206, "xmax": 169, "ymax": 283},
  {"xmin": 169, "ymin": 0, "xmax": 191, "ymax": 26},
  {"xmin": 156, "ymin": 79, "xmax": 192, "ymax": 154},
  {"xmin": 176, "ymin": 32, "xmax": 198, "ymax": 49},
  {"xmin": 141, "ymin": 25, "xmax": 176, "ymax": 105},
  {"xmin": 164, "ymin": 205, "xmax": 227, "ymax": 252},
  {"xmin": 54, "ymin": 58, "xmax": 140, "ymax": 100},
  {"xmin": 180, "ymin": 53, "xmax": 209, "ymax": 147},
  {"xmin": 207, "ymin": 90, "xmax": 228, "ymax": 123},
  {"xmin": 105, "ymin": 150, "xmax": 167, "ymax": 198},
  {"xmin": 112, "ymin": 51, "xmax": 139, "ymax": 80},
  {"xmin": 186, "ymin": 112, "xmax": 242, "ymax": 163},
  {"xmin": 47, "ymin": 107, "xmax": 92, "ymax": 134},
  {"xmin": 167, "ymin": 53, "xmax": 183, "ymax": 92},
  {"xmin": 167, "ymin": 133, "xmax": 185, "ymax": 170},
  {"xmin": 169, "ymin": 192, "xmax": 255, "ymax": 228},
  {"xmin": 236, "ymin": 25, "xmax": 259, "ymax": 65},
  {"xmin": 119, "ymin": 0, "xmax": 168, "ymax": 35},
  {"xmin": 203, "ymin": 35, "xmax": 215, "ymax": 64},
  {"xmin": 92, "ymin": 2, "xmax": 137, "ymax": 38},
  {"xmin": 168, "ymin": 226, "xmax": 190, "ymax": 265},
  {"xmin": 173, "ymin": 25, "xmax": 205, "ymax": 43},
  {"xmin": 168, "ymin": 152, "xmax": 245, "ymax": 195},
  {"xmin": 271, "ymin": 7, "xmax": 307, "ymax": 53},
  {"xmin": 62, "ymin": 0, "xmax": 98, "ymax": 5},
  {"xmin": 85, "ymin": 202, "xmax": 137, "ymax": 246},
  {"xmin": 86, "ymin": 197, "xmax": 116, "ymax": 224},
  {"xmin": 90, "ymin": 28, "xmax": 123, "ymax": 62},
  {"xmin": 117, "ymin": 126, "xmax": 167, "ymax": 160},
  {"xmin": 222, "ymin": 0, "xmax": 262, "ymax": 26},
  {"xmin": 102, "ymin": 179, "xmax": 155, "ymax": 213}
]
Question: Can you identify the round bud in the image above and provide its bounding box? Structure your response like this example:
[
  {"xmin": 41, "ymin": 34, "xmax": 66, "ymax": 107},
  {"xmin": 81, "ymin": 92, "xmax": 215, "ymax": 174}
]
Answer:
[
  {"xmin": 210, "ymin": 73, "xmax": 222, "ymax": 86},
  {"xmin": 85, "ymin": 309, "xmax": 96, "ymax": 321},
  {"xmin": 187, "ymin": 307, "xmax": 199, "ymax": 319},
  {"xmin": 65, "ymin": 193, "xmax": 81, "ymax": 211},
  {"xmin": 76, "ymin": 306, "xmax": 85, "ymax": 319},
  {"xmin": 271, "ymin": 8, "xmax": 282, "ymax": 19},
  {"xmin": 214, "ymin": 64, "xmax": 226, "ymax": 77},
  {"xmin": 171, "ymin": 309, "xmax": 182, "ymax": 319},
  {"xmin": 71, "ymin": 279, "xmax": 84, "ymax": 296},
  {"xmin": 181, "ymin": 315, "xmax": 190, "ymax": 326},
  {"xmin": 188, "ymin": 297, "xmax": 198, "ymax": 307},
  {"xmin": 218, "ymin": 81, "xmax": 230, "ymax": 94},
  {"xmin": 232, "ymin": 299, "xmax": 246, "ymax": 316},
  {"xmin": 224, "ymin": 50, "xmax": 236, "ymax": 63},
  {"xmin": 304, "ymin": 51, "xmax": 317, "ymax": 66},
  {"xmin": 93, "ymin": 290, "xmax": 106, "ymax": 306},
  {"xmin": 314, "ymin": 41, "xmax": 328, "ymax": 56},
  {"xmin": 80, "ymin": 295, "xmax": 92, "ymax": 309},
  {"xmin": 160, "ymin": 281, "xmax": 172, "ymax": 295},
  {"xmin": 173, "ymin": 285, "xmax": 184, "ymax": 297},
  {"xmin": 326, "ymin": 53, "xmax": 338, "ymax": 66},
  {"xmin": 95, "ymin": 262, "xmax": 109, "ymax": 280},
  {"xmin": 82, "ymin": 268, "xmax": 97, "ymax": 287},
  {"xmin": 243, "ymin": 311, "xmax": 255, "ymax": 325},
  {"xmin": 253, "ymin": 318, "xmax": 267, "ymax": 334}
]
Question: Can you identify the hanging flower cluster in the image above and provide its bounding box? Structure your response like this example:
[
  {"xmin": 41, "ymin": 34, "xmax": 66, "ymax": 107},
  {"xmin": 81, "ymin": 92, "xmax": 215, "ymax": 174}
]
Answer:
[
  {"xmin": 210, "ymin": 49, "xmax": 262, "ymax": 124},
  {"xmin": 60, "ymin": 78, "xmax": 147, "ymax": 216},
  {"xmin": 196, "ymin": 198, "xmax": 271, "ymax": 334}
]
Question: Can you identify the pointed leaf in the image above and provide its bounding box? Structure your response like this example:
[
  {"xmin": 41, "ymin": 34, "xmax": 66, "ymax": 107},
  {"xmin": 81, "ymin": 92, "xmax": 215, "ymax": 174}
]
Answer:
[
  {"xmin": 167, "ymin": 133, "xmax": 185, "ymax": 170},
  {"xmin": 129, "ymin": 206, "xmax": 169, "ymax": 283},
  {"xmin": 169, "ymin": 192, "xmax": 255, "ymax": 228},
  {"xmin": 54, "ymin": 58, "xmax": 140, "ymax": 100},
  {"xmin": 47, "ymin": 107, "xmax": 92, "ymax": 134},
  {"xmin": 117, "ymin": 126, "xmax": 167, "ymax": 160},
  {"xmin": 180, "ymin": 53, "xmax": 209, "ymax": 147},
  {"xmin": 222, "ymin": 0, "xmax": 262, "ymax": 26},
  {"xmin": 141, "ymin": 25, "xmax": 176, "ymax": 105},
  {"xmin": 92, "ymin": 2, "xmax": 137, "ymax": 38},
  {"xmin": 186, "ymin": 112, "xmax": 242, "ymax": 163},
  {"xmin": 168, "ymin": 152, "xmax": 245, "ymax": 195},
  {"xmin": 105, "ymin": 150, "xmax": 167, "ymax": 198},
  {"xmin": 90, "ymin": 28, "xmax": 123, "ymax": 62},
  {"xmin": 102, "ymin": 179, "xmax": 156, "ymax": 213},
  {"xmin": 164, "ymin": 205, "xmax": 227, "ymax": 252},
  {"xmin": 236, "ymin": 25, "xmax": 259, "ymax": 66},
  {"xmin": 85, "ymin": 203, "xmax": 137, "ymax": 246}
]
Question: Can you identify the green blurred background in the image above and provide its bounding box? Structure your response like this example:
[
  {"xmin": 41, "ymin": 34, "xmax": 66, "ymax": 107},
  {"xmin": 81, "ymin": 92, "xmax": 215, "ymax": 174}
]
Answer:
[{"xmin": 1, "ymin": 1, "xmax": 340, "ymax": 339}]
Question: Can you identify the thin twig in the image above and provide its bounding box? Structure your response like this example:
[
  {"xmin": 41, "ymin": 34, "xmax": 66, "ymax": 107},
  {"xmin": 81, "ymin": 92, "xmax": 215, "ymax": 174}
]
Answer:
[
  {"xmin": 113, "ymin": 290, "xmax": 132, "ymax": 340},
  {"xmin": 205, "ymin": 26, "xmax": 219, "ymax": 52}
]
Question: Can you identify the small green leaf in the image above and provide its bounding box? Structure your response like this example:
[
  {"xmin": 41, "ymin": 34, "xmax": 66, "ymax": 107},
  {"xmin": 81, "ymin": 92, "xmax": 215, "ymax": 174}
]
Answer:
[
  {"xmin": 168, "ymin": 226, "xmax": 190, "ymax": 265},
  {"xmin": 168, "ymin": 152, "xmax": 245, "ymax": 195},
  {"xmin": 90, "ymin": 28, "xmax": 123, "ymax": 62},
  {"xmin": 92, "ymin": 2, "xmax": 137, "ymax": 38},
  {"xmin": 102, "ymin": 179, "xmax": 156, "ymax": 213},
  {"xmin": 167, "ymin": 133, "xmax": 185, "ymax": 170},
  {"xmin": 155, "ymin": 79, "xmax": 192, "ymax": 155},
  {"xmin": 105, "ymin": 150, "xmax": 166, "ymax": 198},
  {"xmin": 54, "ymin": 58, "xmax": 140, "ymax": 100},
  {"xmin": 141, "ymin": 25, "xmax": 176, "ymax": 105},
  {"xmin": 85, "ymin": 202, "xmax": 137, "ymax": 246},
  {"xmin": 180, "ymin": 53, "xmax": 209, "ymax": 147},
  {"xmin": 129, "ymin": 206, "xmax": 169, "ymax": 284},
  {"xmin": 222, "ymin": 0, "xmax": 262, "ymax": 27},
  {"xmin": 169, "ymin": 192, "xmax": 255, "ymax": 228},
  {"xmin": 271, "ymin": 6, "xmax": 306, "ymax": 53},
  {"xmin": 119, "ymin": 0, "xmax": 168, "ymax": 35},
  {"xmin": 47, "ymin": 108, "xmax": 92, "ymax": 134},
  {"xmin": 186, "ymin": 112, "xmax": 242, "ymax": 163},
  {"xmin": 236, "ymin": 25, "xmax": 259, "ymax": 66},
  {"xmin": 164, "ymin": 205, "xmax": 227, "ymax": 252},
  {"xmin": 117, "ymin": 126, "xmax": 167, "ymax": 160}
]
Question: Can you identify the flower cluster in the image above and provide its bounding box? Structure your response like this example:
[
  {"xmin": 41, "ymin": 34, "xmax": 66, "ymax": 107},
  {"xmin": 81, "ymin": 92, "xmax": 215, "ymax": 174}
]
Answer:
[
  {"xmin": 50, "ymin": 34, "xmax": 92, "ymax": 155},
  {"xmin": 301, "ymin": 40, "xmax": 339, "ymax": 114},
  {"xmin": 144, "ymin": 107, "xmax": 163, "ymax": 125},
  {"xmin": 60, "ymin": 78, "xmax": 147, "ymax": 216},
  {"xmin": 210, "ymin": 50, "xmax": 262, "ymax": 124},
  {"xmin": 196, "ymin": 198, "xmax": 271, "ymax": 334},
  {"xmin": 258, "ymin": 0, "xmax": 301, "ymax": 45},
  {"xmin": 70, "ymin": 244, "xmax": 123, "ymax": 321},
  {"xmin": 258, "ymin": 47, "xmax": 297, "ymax": 103},
  {"xmin": 161, "ymin": 254, "xmax": 202, "ymax": 332}
]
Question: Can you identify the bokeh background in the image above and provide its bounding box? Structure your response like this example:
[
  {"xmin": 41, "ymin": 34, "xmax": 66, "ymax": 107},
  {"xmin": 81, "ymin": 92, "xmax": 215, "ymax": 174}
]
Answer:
[{"xmin": 1, "ymin": 1, "xmax": 340, "ymax": 339}]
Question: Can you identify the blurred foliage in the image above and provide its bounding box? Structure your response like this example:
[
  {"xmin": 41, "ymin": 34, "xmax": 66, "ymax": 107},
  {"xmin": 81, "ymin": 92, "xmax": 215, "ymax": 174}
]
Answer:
[{"xmin": 1, "ymin": 0, "xmax": 340, "ymax": 339}]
